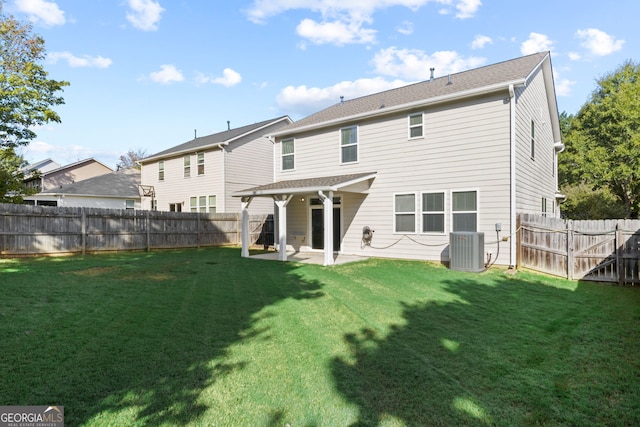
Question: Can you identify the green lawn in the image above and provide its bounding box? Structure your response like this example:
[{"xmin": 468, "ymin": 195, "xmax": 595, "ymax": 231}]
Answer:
[{"xmin": 1, "ymin": 247, "xmax": 639, "ymax": 426}]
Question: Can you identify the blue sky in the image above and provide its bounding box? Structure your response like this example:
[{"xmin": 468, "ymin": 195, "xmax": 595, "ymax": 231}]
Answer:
[{"xmin": 6, "ymin": 0, "xmax": 637, "ymax": 168}]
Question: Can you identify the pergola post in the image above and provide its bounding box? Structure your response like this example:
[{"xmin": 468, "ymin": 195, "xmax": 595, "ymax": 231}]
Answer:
[
  {"xmin": 318, "ymin": 190, "xmax": 334, "ymax": 266},
  {"xmin": 241, "ymin": 197, "xmax": 252, "ymax": 258},
  {"xmin": 274, "ymin": 195, "xmax": 292, "ymax": 261}
]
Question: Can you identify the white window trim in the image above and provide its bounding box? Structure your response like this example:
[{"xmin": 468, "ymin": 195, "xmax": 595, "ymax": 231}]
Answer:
[
  {"xmin": 184, "ymin": 155, "xmax": 191, "ymax": 178},
  {"xmin": 393, "ymin": 192, "xmax": 417, "ymax": 234},
  {"xmin": 450, "ymin": 189, "xmax": 479, "ymax": 233},
  {"xmin": 420, "ymin": 190, "xmax": 447, "ymax": 235},
  {"xmin": 408, "ymin": 112, "xmax": 425, "ymax": 140},
  {"xmin": 158, "ymin": 161, "xmax": 164, "ymax": 181},
  {"xmin": 197, "ymin": 152, "xmax": 205, "ymax": 176},
  {"xmin": 281, "ymin": 138, "xmax": 295, "ymax": 172},
  {"xmin": 339, "ymin": 125, "xmax": 359, "ymax": 165}
]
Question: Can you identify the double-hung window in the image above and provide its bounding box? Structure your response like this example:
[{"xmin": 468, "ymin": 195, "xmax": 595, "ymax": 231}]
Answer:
[
  {"xmin": 340, "ymin": 126, "xmax": 358, "ymax": 163},
  {"xmin": 394, "ymin": 193, "xmax": 416, "ymax": 233},
  {"xmin": 184, "ymin": 155, "xmax": 191, "ymax": 177},
  {"xmin": 422, "ymin": 192, "xmax": 445, "ymax": 233},
  {"xmin": 409, "ymin": 113, "xmax": 424, "ymax": 138},
  {"xmin": 197, "ymin": 152, "xmax": 205, "ymax": 175},
  {"xmin": 158, "ymin": 161, "xmax": 164, "ymax": 181},
  {"xmin": 282, "ymin": 138, "xmax": 294, "ymax": 170},
  {"xmin": 452, "ymin": 191, "xmax": 477, "ymax": 232},
  {"xmin": 190, "ymin": 195, "xmax": 216, "ymax": 213}
]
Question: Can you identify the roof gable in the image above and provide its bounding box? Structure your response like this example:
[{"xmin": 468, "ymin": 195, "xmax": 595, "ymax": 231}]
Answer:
[{"xmin": 39, "ymin": 168, "xmax": 141, "ymax": 198}]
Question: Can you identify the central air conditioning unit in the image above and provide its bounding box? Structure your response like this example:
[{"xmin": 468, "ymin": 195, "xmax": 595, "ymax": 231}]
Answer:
[{"xmin": 449, "ymin": 232, "xmax": 485, "ymax": 272}]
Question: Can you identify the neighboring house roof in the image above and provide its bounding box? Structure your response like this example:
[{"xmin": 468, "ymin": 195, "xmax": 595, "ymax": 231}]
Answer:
[
  {"xmin": 21, "ymin": 158, "xmax": 61, "ymax": 175},
  {"xmin": 36, "ymin": 157, "xmax": 113, "ymax": 177},
  {"xmin": 234, "ymin": 172, "xmax": 377, "ymax": 197},
  {"xmin": 271, "ymin": 51, "xmax": 553, "ymax": 136},
  {"xmin": 140, "ymin": 115, "xmax": 292, "ymax": 163},
  {"xmin": 36, "ymin": 168, "xmax": 141, "ymax": 198}
]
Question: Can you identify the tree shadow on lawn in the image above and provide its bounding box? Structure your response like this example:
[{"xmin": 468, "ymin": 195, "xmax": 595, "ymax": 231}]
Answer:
[
  {"xmin": 2, "ymin": 247, "xmax": 324, "ymax": 426},
  {"xmin": 332, "ymin": 273, "xmax": 640, "ymax": 426}
]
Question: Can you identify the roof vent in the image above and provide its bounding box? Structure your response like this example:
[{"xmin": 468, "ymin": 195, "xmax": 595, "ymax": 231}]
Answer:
[
  {"xmin": 430, "ymin": 67, "xmax": 435, "ymax": 81},
  {"xmin": 340, "ymin": 96, "xmax": 344, "ymax": 104},
  {"xmin": 447, "ymin": 74, "xmax": 452, "ymax": 85},
  {"xmin": 227, "ymin": 120, "xmax": 230, "ymax": 130}
]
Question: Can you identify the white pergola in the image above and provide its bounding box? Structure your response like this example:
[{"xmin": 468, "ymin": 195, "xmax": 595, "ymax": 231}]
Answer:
[{"xmin": 234, "ymin": 172, "xmax": 376, "ymax": 266}]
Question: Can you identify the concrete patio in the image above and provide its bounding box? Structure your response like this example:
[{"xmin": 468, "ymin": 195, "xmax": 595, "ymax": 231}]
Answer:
[{"xmin": 249, "ymin": 250, "xmax": 369, "ymax": 265}]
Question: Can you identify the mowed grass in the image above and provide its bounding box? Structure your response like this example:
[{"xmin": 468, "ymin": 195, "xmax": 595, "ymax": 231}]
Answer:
[{"xmin": 1, "ymin": 247, "xmax": 639, "ymax": 426}]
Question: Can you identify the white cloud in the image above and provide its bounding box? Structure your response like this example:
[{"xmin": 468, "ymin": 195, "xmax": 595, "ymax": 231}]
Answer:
[
  {"xmin": 48, "ymin": 52, "xmax": 112, "ymax": 68},
  {"xmin": 14, "ymin": 0, "xmax": 65, "ymax": 27},
  {"xmin": 397, "ymin": 20, "xmax": 413, "ymax": 35},
  {"xmin": 455, "ymin": 0, "xmax": 481, "ymax": 19},
  {"xmin": 575, "ymin": 28, "xmax": 624, "ymax": 56},
  {"xmin": 555, "ymin": 78, "xmax": 575, "ymax": 97},
  {"xmin": 276, "ymin": 77, "xmax": 409, "ymax": 118},
  {"xmin": 245, "ymin": 0, "xmax": 481, "ymax": 45},
  {"xmin": 296, "ymin": 18, "xmax": 376, "ymax": 45},
  {"xmin": 471, "ymin": 34, "xmax": 492, "ymax": 50},
  {"xmin": 126, "ymin": 0, "xmax": 164, "ymax": 31},
  {"xmin": 521, "ymin": 32, "xmax": 554, "ymax": 55},
  {"xmin": 568, "ymin": 52, "xmax": 581, "ymax": 61},
  {"xmin": 196, "ymin": 68, "xmax": 242, "ymax": 87},
  {"xmin": 372, "ymin": 47, "xmax": 486, "ymax": 80},
  {"xmin": 148, "ymin": 65, "xmax": 184, "ymax": 84},
  {"xmin": 25, "ymin": 140, "xmax": 117, "ymax": 166}
]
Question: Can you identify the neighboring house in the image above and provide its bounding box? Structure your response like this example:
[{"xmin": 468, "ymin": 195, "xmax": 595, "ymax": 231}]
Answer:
[
  {"xmin": 23, "ymin": 157, "xmax": 113, "ymax": 194},
  {"xmin": 24, "ymin": 167, "xmax": 141, "ymax": 209},
  {"xmin": 138, "ymin": 116, "xmax": 292, "ymax": 214},
  {"xmin": 234, "ymin": 52, "xmax": 564, "ymax": 267}
]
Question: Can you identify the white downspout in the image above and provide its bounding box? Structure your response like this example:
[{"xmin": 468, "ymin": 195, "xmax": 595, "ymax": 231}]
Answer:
[{"xmin": 509, "ymin": 84, "xmax": 517, "ymax": 268}]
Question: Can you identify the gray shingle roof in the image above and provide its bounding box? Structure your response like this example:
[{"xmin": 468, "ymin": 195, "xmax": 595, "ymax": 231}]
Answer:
[
  {"xmin": 274, "ymin": 52, "xmax": 549, "ymax": 135},
  {"xmin": 234, "ymin": 172, "xmax": 376, "ymax": 197},
  {"xmin": 142, "ymin": 116, "xmax": 290, "ymax": 161},
  {"xmin": 40, "ymin": 168, "xmax": 141, "ymax": 198}
]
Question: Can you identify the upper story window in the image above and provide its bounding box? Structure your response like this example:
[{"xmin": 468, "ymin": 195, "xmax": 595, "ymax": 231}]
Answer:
[
  {"xmin": 184, "ymin": 155, "xmax": 191, "ymax": 177},
  {"xmin": 530, "ymin": 120, "xmax": 536, "ymax": 160},
  {"xmin": 125, "ymin": 200, "xmax": 135, "ymax": 210},
  {"xmin": 197, "ymin": 152, "xmax": 205, "ymax": 175},
  {"xmin": 394, "ymin": 193, "xmax": 416, "ymax": 233},
  {"xmin": 409, "ymin": 113, "xmax": 424, "ymax": 139},
  {"xmin": 452, "ymin": 190, "xmax": 477, "ymax": 232},
  {"xmin": 340, "ymin": 126, "xmax": 358, "ymax": 164},
  {"xmin": 282, "ymin": 138, "xmax": 294, "ymax": 171},
  {"xmin": 158, "ymin": 160, "xmax": 164, "ymax": 181},
  {"xmin": 422, "ymin": 192, "xmax": 445, "ymax": 233}
]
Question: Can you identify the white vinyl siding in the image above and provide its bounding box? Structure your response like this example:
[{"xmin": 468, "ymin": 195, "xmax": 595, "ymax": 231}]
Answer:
[
  {"xmin": 409, "ymin": 113, "xmax": 424, "ymax": 139},
  {"xmin": 340, "ymin": 126, "xmax": 358, "ymax": 163},
  {"xmin": 282, "ymin": 138, "xmax": 294, "ymax": 171}
]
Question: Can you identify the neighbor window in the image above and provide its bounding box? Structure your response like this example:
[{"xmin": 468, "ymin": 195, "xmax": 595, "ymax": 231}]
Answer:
[
  {"xmin": 169, "ymin": 203, "xmax": 182, "ymax": 212},
  {"xmin": 190, "ymin": 195, "xmax": 216, "ymax": 212},
  {"xmin": 452, "ymin": 191, "xmax": 477, "ymax": 232},
  {"xmin": 340, "ymin": 126, "xmax": 358, "ymax": 163},
  {"xmin": 125, "ymin": 200, "xmax": 135, "ymax": 210},
  {"xmin": 282, "ymin": 138, "xmax": 294, "ymax": 170},
  {"xmin": 530, "ymin": 120, "xmax": 536, "ymax": 159},
  {"xmin": 394, "ymin": 193, "xmax": 416, "ymax": 233},
  {"xmin": 542, "ymin": 197, "xmax": 547, "ymax": 217},
  {"xmin": 422, "ymin": 192, "xmax": 445, "ymax": 233},
  {"xmin": 197, "ymin": 152, "xmax": 205, "ymax": 175},
  {"xmin": 184, "ymin": 155, "xmax": 191, "ymax": 177},
  {"xmin": 158, "ymin": 161, "xmax": 164, "ymax": 181},
  {"xmin": 409, "ymin": 113, "xmax": 424, "ymax": 138}
]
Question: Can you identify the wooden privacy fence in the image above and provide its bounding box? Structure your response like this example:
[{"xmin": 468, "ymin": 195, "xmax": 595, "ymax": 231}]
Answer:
[
  {"xmin": 518, "ymin": 213, "xmax": 640, "ymax": 284},
  {"xmin": 0, "ymin": 203, "xmax": 273, "ymax": 256}
]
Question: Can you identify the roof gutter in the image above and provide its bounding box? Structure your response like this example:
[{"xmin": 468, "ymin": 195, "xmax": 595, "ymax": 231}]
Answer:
[{"xmin": 270, "ymin": 79, "xmax": 527, "ymax": 138}]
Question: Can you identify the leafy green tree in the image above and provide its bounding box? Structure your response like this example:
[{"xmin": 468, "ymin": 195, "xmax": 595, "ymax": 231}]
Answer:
[
  {"xmin": 559, "ymin": 61, "xmax": 640, "ymax": 218},
  {"xmin": 0, "ymin": 3, "xmax": 69, "ymax": 148},
  {"xmin": 0, "ymin": 147, "xmax": 36, "ymax": 202},
  {"xmin": 559, "ymin": 182, "xmax": 627, "ymax": 220}
]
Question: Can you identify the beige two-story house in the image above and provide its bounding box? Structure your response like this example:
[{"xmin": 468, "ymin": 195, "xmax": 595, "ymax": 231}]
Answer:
[
  {"xmin": 139, "ymin": 116, "xmax": 292, "ymax": 214},
  {"xmin": 235, "ymin": 52, "xmax": 564, "ymax": 267}
]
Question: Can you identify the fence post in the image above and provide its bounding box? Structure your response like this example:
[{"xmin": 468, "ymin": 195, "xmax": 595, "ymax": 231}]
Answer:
[
  {"xmin": 81, "ymin": 207, "xmax": 86, "ymax": 255},
  {"xmin": 516, "ymin": 214, "xmax": 521, "ymax": 268},
  {"xmin": 146, "ymin": 210, "xmax": 151, "ymax": 251},
  {"xmin": 616, "ymin": 221, "xmax": 623, "ymax": 285},
  {"xmin": 567, "ymin": 220, "xmax": 574, "ymax": 280}
]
